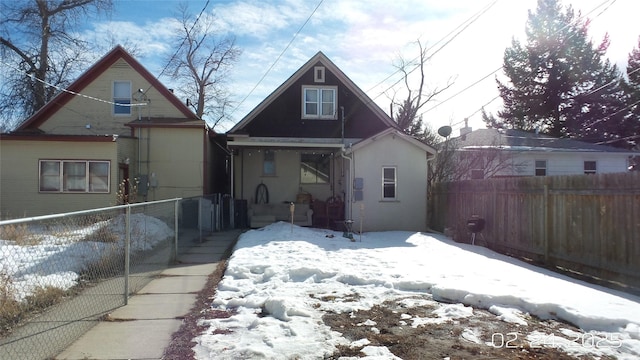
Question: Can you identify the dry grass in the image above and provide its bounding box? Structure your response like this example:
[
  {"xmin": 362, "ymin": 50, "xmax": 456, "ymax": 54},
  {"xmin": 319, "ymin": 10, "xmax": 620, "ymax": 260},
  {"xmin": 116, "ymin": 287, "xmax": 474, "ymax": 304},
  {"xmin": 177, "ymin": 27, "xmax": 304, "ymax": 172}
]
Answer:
[
  {"xmin": 80, "ymin": 249, "xmax": 123, "ymax": 281},
  {"xmin": 0, "ymin": 270, "xmax": 68, "ymax": 337},
  {"xmin": 0, "ymin": 223, "xmax": 40, "ymax": 245},
  {"xmin": 80, "ymin": 224, "xmax": 119, "ymax": 243},
  {"xmin": 163, "ymin": 259, "xmax": 235, "ymax": 360}
]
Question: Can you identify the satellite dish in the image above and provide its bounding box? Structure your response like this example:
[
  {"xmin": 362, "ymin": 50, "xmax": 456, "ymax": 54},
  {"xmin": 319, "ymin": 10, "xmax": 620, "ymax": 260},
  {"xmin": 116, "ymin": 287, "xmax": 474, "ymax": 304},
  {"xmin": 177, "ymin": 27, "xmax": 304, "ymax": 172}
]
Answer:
[{"xmin": 437, "ymin": 126, "xmax": 452, "ymax": 138}]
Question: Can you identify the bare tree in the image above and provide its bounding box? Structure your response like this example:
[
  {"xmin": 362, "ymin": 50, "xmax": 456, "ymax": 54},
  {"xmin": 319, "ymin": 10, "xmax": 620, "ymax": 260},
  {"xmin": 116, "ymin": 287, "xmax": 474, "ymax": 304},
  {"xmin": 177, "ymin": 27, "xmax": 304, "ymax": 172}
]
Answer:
[
  {"xmin": 390, "ymin": 39, "xmax": 454, "ymax": 136},
  {"xmin": 165, "ymin": 4, "xmax": 241, "ymax": 129},
  {"xmin": 0, "ymin": 0, "xmax": 113, "ymax": 131}
]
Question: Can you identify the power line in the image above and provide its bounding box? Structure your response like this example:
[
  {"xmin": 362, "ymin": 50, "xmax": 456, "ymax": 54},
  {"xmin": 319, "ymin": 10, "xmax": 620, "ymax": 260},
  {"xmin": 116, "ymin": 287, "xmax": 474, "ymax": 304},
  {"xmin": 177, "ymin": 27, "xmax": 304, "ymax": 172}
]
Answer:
[
  {"xmin": 442, "ymin": 0, "xmax": 620, "ymax": 133},
  {"xmin": 228, "ymin": 0, "xmax": 324, "ymax": 119},
  {"xmin": 155, "ymin": 0, "xmax": 211, "ymax": 82},
  {"xmin": 0, "ymin": 59, "xmax": 147, "ymax": 108},
  {"xmin": 367, "ymin": 0, "xmax": 499, "ymax": 103},
  {"xmin": 364, "ymin": 0, "xmax": 498, "ymax": 95}
]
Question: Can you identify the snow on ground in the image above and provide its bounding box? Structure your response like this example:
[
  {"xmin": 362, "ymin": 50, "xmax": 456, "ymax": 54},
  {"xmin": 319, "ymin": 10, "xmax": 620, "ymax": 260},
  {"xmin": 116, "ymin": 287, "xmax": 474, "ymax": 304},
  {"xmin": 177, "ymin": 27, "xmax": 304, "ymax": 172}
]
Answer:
[
  {"xmin": 0, "ymin": 213, "xmax": 173, "ymax": 301},
  {"xmin": 194, "ymin": 222, "xmax": 640, "ymax": 359}
]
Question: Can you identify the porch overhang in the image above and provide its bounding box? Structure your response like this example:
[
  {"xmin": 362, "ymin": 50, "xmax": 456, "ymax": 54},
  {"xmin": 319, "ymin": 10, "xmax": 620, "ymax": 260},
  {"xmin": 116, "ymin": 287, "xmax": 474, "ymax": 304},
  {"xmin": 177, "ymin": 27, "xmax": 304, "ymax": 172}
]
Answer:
[{"xmin": 226, "ymin": 136, "xmax": 358, "ymax": 149}]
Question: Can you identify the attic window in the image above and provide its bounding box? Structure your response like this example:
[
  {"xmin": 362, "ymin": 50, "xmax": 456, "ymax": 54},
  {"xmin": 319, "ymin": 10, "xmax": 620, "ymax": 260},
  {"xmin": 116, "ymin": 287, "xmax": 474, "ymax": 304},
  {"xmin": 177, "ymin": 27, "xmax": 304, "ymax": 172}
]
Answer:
[
  {"xmin": 113, "ymin": 81, "xmax": 132, "ymax": 115},
  {"xmin": 302, "ymin": 86, "xmax": 336, "ymax": 119},
  {"xmin": 314, "ymin": 66, "xmax": 325, "ymax": 83}
]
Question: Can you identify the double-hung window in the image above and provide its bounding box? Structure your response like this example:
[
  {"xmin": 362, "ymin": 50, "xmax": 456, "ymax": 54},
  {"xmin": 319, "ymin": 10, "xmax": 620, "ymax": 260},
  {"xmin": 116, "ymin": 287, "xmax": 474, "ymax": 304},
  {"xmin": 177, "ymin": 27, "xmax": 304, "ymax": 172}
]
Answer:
[
  {"xmin": 534, "ymin": 160, "xmax": 547, "ymax": 176},
  {"xmin": 39, "ymin": 160, "xmax": 110, "ymax": 193},
  {"xmin": 113, "ymin": 81, "xmax": 132, "ymax": 115},
  {"xmin": 382, "ymin": 166, "xmax": 397, "ymax": 200},
  {"xmin": 302, "ymin": 86, "xmax": 336, "ymax": 119}
]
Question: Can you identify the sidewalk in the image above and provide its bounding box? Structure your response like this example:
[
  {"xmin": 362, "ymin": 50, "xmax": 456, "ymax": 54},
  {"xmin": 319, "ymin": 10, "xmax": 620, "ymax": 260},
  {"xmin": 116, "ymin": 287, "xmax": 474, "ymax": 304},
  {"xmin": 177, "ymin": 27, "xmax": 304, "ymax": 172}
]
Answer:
[{"xmin": 55, "ymin": 229, "xmax": 242, "ymax": 360}]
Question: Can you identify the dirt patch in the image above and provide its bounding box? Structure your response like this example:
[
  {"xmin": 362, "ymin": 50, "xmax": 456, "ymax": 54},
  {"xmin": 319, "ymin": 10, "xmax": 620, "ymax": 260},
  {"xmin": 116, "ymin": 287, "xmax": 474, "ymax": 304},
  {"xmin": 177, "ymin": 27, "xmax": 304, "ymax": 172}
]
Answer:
[
  {"xmin": 322, "ymin": 296, "xmax": 615, "ymax": 360},
  {"xmin": 165, "ymin": 276, "xmax": 618, "ymax": 360}
]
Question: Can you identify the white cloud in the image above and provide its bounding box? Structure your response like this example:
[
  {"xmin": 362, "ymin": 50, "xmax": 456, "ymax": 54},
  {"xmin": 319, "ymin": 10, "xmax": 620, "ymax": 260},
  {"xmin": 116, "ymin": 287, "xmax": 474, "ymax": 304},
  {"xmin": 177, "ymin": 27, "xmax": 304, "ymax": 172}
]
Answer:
[{"xmin": 80, "ymin": 0, "xmax": 639, "ymax": 131}]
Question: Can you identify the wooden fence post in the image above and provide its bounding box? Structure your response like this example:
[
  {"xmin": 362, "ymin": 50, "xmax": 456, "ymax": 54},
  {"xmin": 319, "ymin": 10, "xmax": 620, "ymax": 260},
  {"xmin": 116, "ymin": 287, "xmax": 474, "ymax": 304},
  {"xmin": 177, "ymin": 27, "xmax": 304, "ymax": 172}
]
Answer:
[{"xmin": 543, "ymin": 181, "xmax": 551, "ymax": 265}]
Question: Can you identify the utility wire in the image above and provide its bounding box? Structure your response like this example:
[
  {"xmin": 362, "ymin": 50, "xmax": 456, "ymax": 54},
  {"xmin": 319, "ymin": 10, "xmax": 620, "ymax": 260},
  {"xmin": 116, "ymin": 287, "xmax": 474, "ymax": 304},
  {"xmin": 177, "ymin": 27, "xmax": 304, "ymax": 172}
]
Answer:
[
  {"xmin": 444, "ymin": 0, "xmax": 620, "ymax": 135},
  {"xmin": 365, "ymin": 0, "xmax": 498, "ymax": 95},
  {"xmin": 0, "ymin": 59, "xmax": 147, "ymax": 108},
  {"xmin": 155, "ymin": 0, "xmax": 211, "ymax": 82},
  {"xmin": 368, "ymin": 0, "xmax": 499, "ymax": 103},
  {"xmin": 228, "ymin": 0, "xmax": 324, "ymax": 119}
]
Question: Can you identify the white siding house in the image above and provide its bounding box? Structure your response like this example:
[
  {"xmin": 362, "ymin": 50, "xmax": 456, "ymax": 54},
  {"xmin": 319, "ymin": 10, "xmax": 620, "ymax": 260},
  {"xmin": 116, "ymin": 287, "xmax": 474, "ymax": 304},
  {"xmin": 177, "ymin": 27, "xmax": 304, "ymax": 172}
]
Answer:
[{"xmin": 451, "ymin": 128, "xmax": 637, "ymax": 179}]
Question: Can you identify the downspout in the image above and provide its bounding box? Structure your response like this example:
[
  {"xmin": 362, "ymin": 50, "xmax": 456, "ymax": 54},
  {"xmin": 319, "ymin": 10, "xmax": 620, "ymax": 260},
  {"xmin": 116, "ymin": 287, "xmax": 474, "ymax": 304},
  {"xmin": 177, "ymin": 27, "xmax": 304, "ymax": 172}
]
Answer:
[
  {"xmin": 202, "ymin": 127, "xmax": 208, "ymax": 195},
  {"xmin": 240, "ymin": 148, "xmax": 244, "ymax": 200},
  {"xmin": 340, "ymin": 106, "xmax": 353, "ymax": 220},
  {"xmin": 230, "ymin": 149, "xmax": 234, "ymax": 198},
  {"xmin": 340, "ymin": 148, "xmax": 353, "ymax": 220}
]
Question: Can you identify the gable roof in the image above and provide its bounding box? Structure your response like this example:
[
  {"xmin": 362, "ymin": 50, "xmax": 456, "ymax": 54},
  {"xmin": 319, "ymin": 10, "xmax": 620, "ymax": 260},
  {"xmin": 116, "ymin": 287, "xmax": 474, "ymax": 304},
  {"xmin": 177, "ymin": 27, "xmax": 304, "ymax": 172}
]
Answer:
[
  {"xmin": 454, "ymin": 128, "xmax": 638, "ymax": 154},
  {"xmin": 16, "ymin": 45, "xmax": 199, "ymax": 131},
  {"xmin": 348, "ymin": 127, "xmax": 437, "ymax": 155},
  {"xmin": 229, "ymin": 51, "xmax": 398, "ymax": 133}
]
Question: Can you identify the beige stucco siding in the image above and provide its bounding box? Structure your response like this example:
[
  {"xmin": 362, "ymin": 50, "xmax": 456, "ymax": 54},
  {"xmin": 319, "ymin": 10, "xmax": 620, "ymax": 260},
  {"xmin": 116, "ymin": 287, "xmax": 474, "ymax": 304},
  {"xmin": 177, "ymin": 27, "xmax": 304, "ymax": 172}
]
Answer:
[
  {"xmin": 136, "ymin": 127, "xmax": 205, "ymax": 200},
  {"xmin": 350, "ymin": 134, "xmax": 428, "ymax": 232},
  {"xmin": 233, "ymin": 149, "xmax": 339, "ymax": 205},
  {"xmin": 0, "ymin": 139, "xmax": 118, "ymax": 217},
  {"xmin": 40, "ymin": 59, "xmax": 186, "ymax": 136}
]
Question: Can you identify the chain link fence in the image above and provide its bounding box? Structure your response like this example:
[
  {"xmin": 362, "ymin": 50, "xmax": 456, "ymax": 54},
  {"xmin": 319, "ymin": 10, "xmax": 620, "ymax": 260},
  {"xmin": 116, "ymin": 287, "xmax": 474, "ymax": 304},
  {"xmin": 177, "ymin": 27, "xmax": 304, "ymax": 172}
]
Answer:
[{"xmin": 0, "ymin": 199, "xmax": 179, "ymax": 360}]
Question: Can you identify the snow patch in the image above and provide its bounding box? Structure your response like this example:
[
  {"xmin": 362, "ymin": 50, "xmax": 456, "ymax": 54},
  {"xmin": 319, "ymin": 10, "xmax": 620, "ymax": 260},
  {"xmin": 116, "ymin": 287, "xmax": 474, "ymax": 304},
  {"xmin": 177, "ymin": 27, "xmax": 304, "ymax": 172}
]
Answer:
[{"xmin": 192, "ymin": 223, "xmax": 640, "ymax": 359}]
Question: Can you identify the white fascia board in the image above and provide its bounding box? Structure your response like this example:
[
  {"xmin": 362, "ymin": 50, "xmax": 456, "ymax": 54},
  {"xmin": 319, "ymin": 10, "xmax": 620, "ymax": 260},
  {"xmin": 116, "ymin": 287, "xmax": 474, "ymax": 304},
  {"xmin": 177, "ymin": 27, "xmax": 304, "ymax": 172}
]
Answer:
[{"xmin": 227, "ymin": 137, "xmax": 354, "ymax": 148}]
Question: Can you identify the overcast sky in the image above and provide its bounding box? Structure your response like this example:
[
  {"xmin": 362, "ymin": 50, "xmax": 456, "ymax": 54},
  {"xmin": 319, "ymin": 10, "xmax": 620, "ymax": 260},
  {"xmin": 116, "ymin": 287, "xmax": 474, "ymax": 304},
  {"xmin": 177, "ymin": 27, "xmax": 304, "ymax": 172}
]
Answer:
[{"xmin": 79, "ymin": 0, "xmax": 639, "ymax": 133}]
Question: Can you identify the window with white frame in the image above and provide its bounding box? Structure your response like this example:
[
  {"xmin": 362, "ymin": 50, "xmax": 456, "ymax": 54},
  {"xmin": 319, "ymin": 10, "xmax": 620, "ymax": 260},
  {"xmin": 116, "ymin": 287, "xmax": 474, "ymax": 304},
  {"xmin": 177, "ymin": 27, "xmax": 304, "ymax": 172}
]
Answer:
[
  {"xmin": 382, "ymin": 166, "xmax": 397, "ymax": 200},
  {"xmin": 534, "ymin": 160, "xmax": 547, "ymax": 176},
  {"xmin": 39, "ymin": 160, "xmax": 110, "ymax": 193},
  {"xmin": 584, "ymin": 160, "xmax": 597, "ymax": 174},
  {"xmin": 113, "ymin": 81, "xmax": 132, "ymax": 115},
  {"xmin": 302, "ymin": 86, "xmax": 336, "ymax": 119}
]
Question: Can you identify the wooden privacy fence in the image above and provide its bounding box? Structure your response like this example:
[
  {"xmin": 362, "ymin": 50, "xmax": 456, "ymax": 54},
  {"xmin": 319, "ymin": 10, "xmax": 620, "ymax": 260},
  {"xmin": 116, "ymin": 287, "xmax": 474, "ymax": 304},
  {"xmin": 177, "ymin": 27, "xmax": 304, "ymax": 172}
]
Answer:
[{"xmin": 431, "ymin": 171, "xmax": 640, "ymax": 292}]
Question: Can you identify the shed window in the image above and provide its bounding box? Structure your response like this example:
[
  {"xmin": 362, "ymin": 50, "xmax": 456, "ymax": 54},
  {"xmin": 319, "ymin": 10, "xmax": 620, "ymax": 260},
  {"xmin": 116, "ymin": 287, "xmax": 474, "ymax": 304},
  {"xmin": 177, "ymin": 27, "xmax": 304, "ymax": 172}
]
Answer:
[
  {"xmin": 382, "ymin": 166, "xmax": 397, "ymax": 200},
  {"xmin": 39, "ymin": 160, "xmax": 110, "ymax": 193},
  {"xmin": 584, "ymin": 161, "xmax": 597, "ymax": 174}
]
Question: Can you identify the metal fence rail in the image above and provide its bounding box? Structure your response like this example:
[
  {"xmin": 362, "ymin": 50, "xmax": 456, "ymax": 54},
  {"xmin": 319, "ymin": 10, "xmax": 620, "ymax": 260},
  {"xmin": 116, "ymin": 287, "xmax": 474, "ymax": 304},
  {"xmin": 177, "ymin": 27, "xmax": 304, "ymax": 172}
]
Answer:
[{"xmin": 0, "ymin": 199, "xmax": 179, "ymax": 360}]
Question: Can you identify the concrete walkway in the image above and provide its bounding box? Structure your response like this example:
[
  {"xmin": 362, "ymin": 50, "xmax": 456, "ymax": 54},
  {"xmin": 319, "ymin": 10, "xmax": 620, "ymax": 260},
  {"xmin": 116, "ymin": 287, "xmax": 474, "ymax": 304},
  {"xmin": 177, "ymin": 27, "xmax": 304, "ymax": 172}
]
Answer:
[{"xmin": 55, "ymin": 230, "xmax": 242, "ymax": 360}]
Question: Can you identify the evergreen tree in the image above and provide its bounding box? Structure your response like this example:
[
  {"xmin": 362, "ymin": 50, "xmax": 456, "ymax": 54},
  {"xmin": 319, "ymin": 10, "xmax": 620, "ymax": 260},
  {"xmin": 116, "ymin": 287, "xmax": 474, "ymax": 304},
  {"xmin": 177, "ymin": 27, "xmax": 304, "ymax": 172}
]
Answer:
[
  {"xmin": 487, "ymin": 0, "xmax": 627, "ymax": 143},
  {"xmin": 621, "ymin": 37, "xmax": 640, "ymax": 148}
]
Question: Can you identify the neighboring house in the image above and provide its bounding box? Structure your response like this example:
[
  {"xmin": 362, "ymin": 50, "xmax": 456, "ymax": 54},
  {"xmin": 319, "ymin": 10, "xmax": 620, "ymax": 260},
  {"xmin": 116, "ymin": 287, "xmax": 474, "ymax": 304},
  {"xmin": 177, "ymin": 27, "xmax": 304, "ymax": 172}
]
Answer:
[
  {"xmin": 451, "ymin": 127, "xmax": 638, "ymax": 179},
  {"xmin": 0, "ymin": 46, "xmax": 226, "ymax": 217},
  {"xmin": 226, "ymin": 52, "xmax": 436, "ymax": 232}
]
